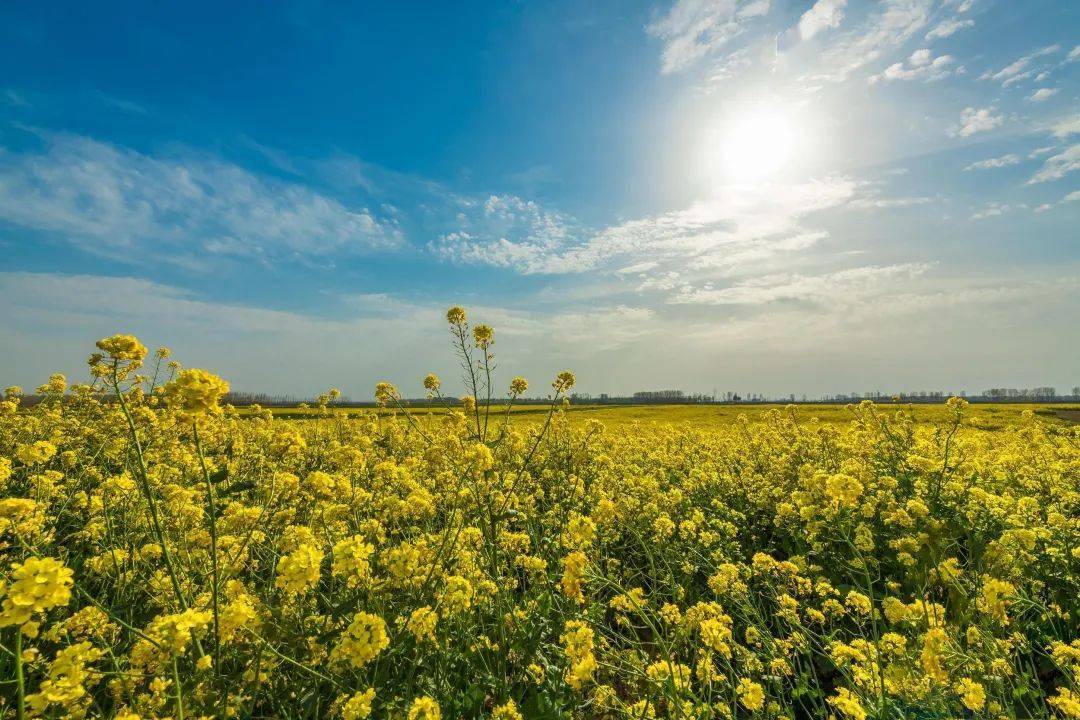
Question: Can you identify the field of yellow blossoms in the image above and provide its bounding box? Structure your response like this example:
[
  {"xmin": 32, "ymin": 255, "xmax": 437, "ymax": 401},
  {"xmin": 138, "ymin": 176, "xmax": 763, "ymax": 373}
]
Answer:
[{"xmin": 2, "ymin": 307, "xmax": 1079, "ymax": 720}]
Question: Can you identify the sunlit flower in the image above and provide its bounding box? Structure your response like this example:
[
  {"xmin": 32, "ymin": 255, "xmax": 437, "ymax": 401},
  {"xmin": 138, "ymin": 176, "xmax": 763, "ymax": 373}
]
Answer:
[{"xmin": 0, "ymin": 556, "xmax": 74, "ymax": 628}]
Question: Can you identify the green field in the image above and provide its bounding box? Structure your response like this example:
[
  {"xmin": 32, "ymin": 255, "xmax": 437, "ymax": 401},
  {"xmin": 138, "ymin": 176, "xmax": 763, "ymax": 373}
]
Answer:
[{"xmin": 255, "ymin": 401, "xmax": 1080, "ymax": 431}]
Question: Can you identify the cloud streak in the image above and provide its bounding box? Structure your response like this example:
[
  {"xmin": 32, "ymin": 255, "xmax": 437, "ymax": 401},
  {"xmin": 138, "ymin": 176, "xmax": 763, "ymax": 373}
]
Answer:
[
  {"xmin": 647, "ymin": 0, "xmax": 770, "ymax": 74},
  {"xmin": 0, "ymin": 131, "xmax": 402, "ymax": 267}
]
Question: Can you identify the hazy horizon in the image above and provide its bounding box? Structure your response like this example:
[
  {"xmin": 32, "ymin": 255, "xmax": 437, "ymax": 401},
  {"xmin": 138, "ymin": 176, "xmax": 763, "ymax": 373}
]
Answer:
[{"xmin": 2, "ymin": 1, "xmax": 1078, "ymax": 399}]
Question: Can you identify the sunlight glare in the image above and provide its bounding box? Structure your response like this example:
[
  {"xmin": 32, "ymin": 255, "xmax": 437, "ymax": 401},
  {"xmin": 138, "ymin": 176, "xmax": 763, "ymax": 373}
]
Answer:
[{"xmin": 715, "ymin": 104, "xmax": 798, "ymax": 183}]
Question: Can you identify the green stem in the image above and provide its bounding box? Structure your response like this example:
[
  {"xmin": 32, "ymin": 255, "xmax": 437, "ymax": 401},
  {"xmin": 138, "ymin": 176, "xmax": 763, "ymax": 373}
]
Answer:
[
  {"xmin": 172, "ymin": 655, "xmax": 185, "ymax": 720},
  {"xmin": 15, "ymin": 629, "xmax": 25, "ymax": 720},
  {"xmin": 111, "ymin": 367, "xmax": 189, "ymax": 612},
  {"xmin": 193, "ymin": 424, "xmax": 223, "ymax": 684}
]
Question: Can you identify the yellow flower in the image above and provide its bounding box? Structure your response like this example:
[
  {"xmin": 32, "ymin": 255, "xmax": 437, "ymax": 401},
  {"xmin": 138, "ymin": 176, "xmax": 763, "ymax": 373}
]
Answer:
[
  {"xmin": 164, "ymin": 368, "xmax": 230, "ymax": 419},
  {"xmin": 826, "ymin": 473, "xmax": 863, "ymax": 506},
  {"xmin": 333, "ymin": 612, "xmax": 390, "ymax": 667},
  {"xmin": 957, "ymin": 678, "xmax": 986, "ymax": 712},
  {"xmin": 560, "ymin": 551, "xmax": 588, "ymax": 603},
  {"xmin": 407, "ymin": 696, "xmax": 441, "ymax": 720},
  {"xmin": 446, "ymin": 306, "xmax": 467, "ymax": 325},
  {"xmin": 509, "ymin": 377, "xmax": 529, "ymax": 395},
  {"xmin": 561, "ymin": 620, "xmax": 597, "ymax": 690},
  {"xmin": 15, "ymin": 440, "xmax": 57, "ymax": 466},
  {"xmin": 374, "ymin": 382, "xmax": 400, "ymax": 406},
  {"xmin": 406, "ymin": 606, "xmax": 438, "ymax": 643},
  {"xmin": 845, "ymin": 591, "xmax": 872, "ymax": 617},
  {"xmin": 552, "ymin": 371, "xmax": 576, "ymax": 393},
  {"xmin": 275, "ymin": 543, "xmax": 323, "ymax": 595},
  {"xmin": 699, "ymin": 616, "xmax": 734, "ymax": 658},
  {"xmin": 95, "ymin": 334, "xmax": 148, "ymax": 361},
  {"xmin": 26, "ymin": 641, "xmax": 103, "ymax": 715},
  {"xmin": 1048, "ymin": 688, "xmax": 1080, "ymax": 719},
  {"xmin": 0, "ymin": 556, "xmax": 74, "ymax": 628},
  {"xmin": 341, "ymin": 688, "xmax": 375, "ymax": 720},
  {"xmin": 438, "ymin": 575, "xmax": 473, "ymax": 617},
  {"xmin": 921, "ymin": 627, "xmax": 950, "ymax": 684},
  {"xmin": 736, "ymin": 678, "xmax": 765, "ymax": 712},
  {"xmin": 562, "ymin": 514, "xmax": 596, "ymax": 548},
  {"xmin": 492, "ymin": 700, "xmax": 523, "ymax": 720},
  {"xmin": 828, "ymin": 688, "xmax": 867, "ymax": 720},
  {"xmin": 332, "ymin": 536, "xmax": 375, "ymax": 587},
  {"xmin": 145, "ymin": 608, "xmax": 213, "ymax": 656},
  {"xmin": 978, "ymin": 578, "xmax": 1015, "ymax": 624},
  {"xmin": 473, "ymin": 324, "xmax": 494, "ymax": 348},
  {"xmin": 646, "ymin": 661, "xmax": 692, "ymax": 694}
]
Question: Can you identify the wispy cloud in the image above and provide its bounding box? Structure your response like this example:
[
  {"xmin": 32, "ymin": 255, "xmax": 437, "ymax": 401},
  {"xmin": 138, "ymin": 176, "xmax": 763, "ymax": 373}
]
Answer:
[
  {"xmin": 953, "ymin": 106, "xmax": 1003, "ymax": 137},
  {"xmin": 925, "ymin": 17, "xmax": 973, "ymax": 41},
  {"xmin": 1035, "ymin": 190, "xmax": 1080, "ymax": 213},
  {"xmin": 669, "ymin": 263, "xmax": 932, "ymax": 305},
  {"xmin": 970, "ymin": 202, "xmax": 1012, "ymax": 220},
  {"xmin": 430, "ymin": 177, "xmax": 859, "ymax": 278},
  {"xmin": 808, "ymin": 0, "xmax": 935, "ymax": 82},
  {"xmin": 0, "ymin": 131, "xmax": 402, "ymax": 267},
  {"xmin": 90, "ymin": 90, "xmax": 150, "ymax": 116},
  {"xmin": 1051, "ymin": 115, "xmax": 1080, "ymax": 138},
  {"xmin": 3, "ymin": 89, "xmax": 30, "ymax": 108},
  {"xmin": 963, "ymin": 154, "xmax": 1020, "ymax": 171},
  {"xmin": 647, "ymin": 0, "xmax": 771, "ymax": 74},
  {"xmin": 427, "ymin": 194, "xmax": 580, "ymax": 274},
  {"xmin": 869, "ymin": 48, "xmax": 956, "ymax": 83},
  {"xmin": 1029, "ymin": 88, "xmax": 1059, "ymax": 103},
  {"xmin": 1026, "ymin": 144, "xmax": 1080, "ymax": 184},
  {"xmin": 981, "ymin": 44, "xmax": 1060, "ymax": 87}
]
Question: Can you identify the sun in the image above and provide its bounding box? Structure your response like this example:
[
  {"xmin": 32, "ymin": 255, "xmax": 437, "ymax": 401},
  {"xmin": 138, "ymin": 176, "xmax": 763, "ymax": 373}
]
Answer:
[
  {"xmin": 697, "ymin": 98, "xmax": 806, "ymax": 186},
  {"xmin": 711, "ymin": 103, "xmax": 799, "ymax": 183}
]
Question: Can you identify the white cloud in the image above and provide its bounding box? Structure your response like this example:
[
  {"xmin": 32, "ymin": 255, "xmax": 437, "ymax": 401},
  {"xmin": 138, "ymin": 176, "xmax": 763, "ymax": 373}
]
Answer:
[
  {"xmin": 869, "ymin": 49, "xmax": 955, "ymax": 83},
  {"xmin": 798, "ymin": 0, "xmax": 847, "ymax": 41},
  {"xmin": 847, "ymin": 195, "xmax": 933, "ymax": 208},
  {"xmin": 953, "ymin": 107, "xmax": 1003, "ymax": 137},
  {"xmin": 963, "ymin": 154, "xmax": 1020, "ymax": 171},
  {"xmin": 1029, "ymin": 88, "xmax": 1059, "ymax": 103},
  {"xmin": 427, "ymin": 194, "xmax": 580, "ymax": 274},
  {"xmin": 616, "ymin": 261, "xmax": 660, "ymax": 275},
  {"xmin": 970, "ymin": 202, "xmax": 1010, "ymax": 220},
  {"xmin": 1026, "ymin": 144, "xmax": 1080, "ymax": 184},
  {"xmin": 0, "ymin": 131, "xmax": 401, "ymax": 266},
  {"xmin": 809, "ymin": 0, "xmax": 935, "ymax": 82},
  {"xmin": 703, "ymin": 47, "xmax": 754, "ymax": 87},
  {"xmin": 647, "ymin": 0, "xmax": 771, "ymax": 74},
  {"xmin": 981, "ymin": 44, "xmax": 1061, "ymax": 87},
  {"xmin": 925, "ymin": 18, "xmax": 973, "ymax": 41},
  {"xmin": 1035, "ymin": 190, "xmax": 1080, "ymax": 213},
  {"xmin": 670, "ymin": 263, "xmax": 932, "ymax": 305},
  {"xmin": 1066, "ymin": 45, "xmax": 1080, "ymax": 63},
  {"xmin": 1051, "ymin": 115, "xmax": 1080, "ymax": 138},
  {"xmin": 428, "ymin": 177, "xmax": 859, "ymax": 278}
]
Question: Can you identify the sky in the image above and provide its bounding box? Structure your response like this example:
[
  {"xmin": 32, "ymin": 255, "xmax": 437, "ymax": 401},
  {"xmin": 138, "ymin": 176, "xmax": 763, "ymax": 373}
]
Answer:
[{"xmin": 1, "ymin": 0, "xmax": 1078, "ymax": 399}]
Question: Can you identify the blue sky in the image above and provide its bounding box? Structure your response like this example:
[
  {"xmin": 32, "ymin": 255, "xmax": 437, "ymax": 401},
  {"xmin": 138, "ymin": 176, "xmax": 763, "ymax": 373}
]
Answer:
[{"xmin": 1, "ymin": 0, "xmax": 1078, "ymax": 398}]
